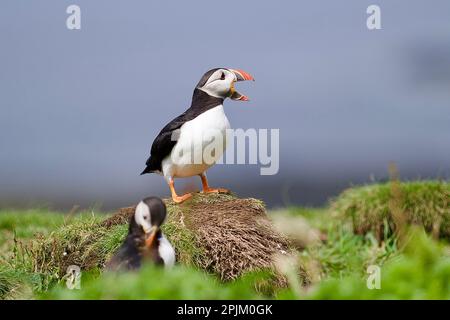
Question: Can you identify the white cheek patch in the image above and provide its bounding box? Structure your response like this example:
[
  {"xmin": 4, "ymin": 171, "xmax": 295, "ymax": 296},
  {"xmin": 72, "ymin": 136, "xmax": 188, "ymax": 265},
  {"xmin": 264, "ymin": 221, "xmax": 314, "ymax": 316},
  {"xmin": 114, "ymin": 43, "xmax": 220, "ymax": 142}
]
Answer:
[
  {"xmin": 135, "ymin": 201, "xmax": 152, "ymax": 232},
  {"xmin": 201, "ymin": 70, "xmax": 232, "ymax": 98},
  {"xmin": 203, "ymin": 81, "xmax": 229, "ymax": 97}
]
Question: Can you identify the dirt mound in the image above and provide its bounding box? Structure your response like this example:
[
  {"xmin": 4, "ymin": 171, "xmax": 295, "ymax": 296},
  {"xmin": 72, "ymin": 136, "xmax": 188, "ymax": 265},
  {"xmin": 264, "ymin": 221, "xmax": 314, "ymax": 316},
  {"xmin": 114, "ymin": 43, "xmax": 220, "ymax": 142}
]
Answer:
[{"xmin": 32, "ymin": 193, "xmax": 297, "ymax": 284}]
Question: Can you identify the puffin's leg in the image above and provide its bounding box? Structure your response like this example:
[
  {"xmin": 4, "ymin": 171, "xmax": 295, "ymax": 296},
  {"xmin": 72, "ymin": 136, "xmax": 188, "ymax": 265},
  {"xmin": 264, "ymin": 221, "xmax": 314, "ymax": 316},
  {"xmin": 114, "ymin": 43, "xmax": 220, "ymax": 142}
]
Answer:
[
  {"xmin": 199, "ymin": 173, "xmax": 230, "ymax": 194},
  {"xmin": 168, "ymin": 177, "xmax": 192, "ymax": 203}
]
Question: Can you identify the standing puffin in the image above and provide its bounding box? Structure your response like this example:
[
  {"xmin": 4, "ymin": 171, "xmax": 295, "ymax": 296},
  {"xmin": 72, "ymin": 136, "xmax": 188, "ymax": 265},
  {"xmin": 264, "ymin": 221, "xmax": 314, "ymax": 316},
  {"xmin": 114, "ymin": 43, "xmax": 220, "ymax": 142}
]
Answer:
[
  {"xmin": 141, "ymin": 68, "xmax": 254, "ymax": 203},
  {"xmin": 106, "ymin": 197, "xmax": 175, "ymax": 270}
]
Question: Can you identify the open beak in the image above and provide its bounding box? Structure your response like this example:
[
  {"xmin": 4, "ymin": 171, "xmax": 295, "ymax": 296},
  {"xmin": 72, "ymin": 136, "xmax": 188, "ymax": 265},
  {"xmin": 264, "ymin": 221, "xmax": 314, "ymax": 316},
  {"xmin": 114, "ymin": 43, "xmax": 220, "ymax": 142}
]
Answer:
[
  {"xmin": 229, "ymin": 69, "xmax": 254, "ymax": 101},
  {"xmin": 145, "ymin": 226, "xmax": 158, "ymax": 248}
]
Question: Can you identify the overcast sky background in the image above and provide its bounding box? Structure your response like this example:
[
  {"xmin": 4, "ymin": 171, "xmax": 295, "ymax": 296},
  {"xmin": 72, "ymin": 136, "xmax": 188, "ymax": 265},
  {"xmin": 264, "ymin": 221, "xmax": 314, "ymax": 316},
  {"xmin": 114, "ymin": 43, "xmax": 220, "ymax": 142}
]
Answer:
[{"xmin": 1, "ymin": 1, "xmax": 449, "ymax": 210}]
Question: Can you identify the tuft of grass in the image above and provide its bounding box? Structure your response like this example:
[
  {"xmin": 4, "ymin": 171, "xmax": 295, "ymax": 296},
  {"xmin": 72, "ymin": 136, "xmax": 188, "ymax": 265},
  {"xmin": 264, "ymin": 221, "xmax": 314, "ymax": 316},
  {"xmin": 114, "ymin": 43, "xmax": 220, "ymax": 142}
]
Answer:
[
  {"xmin": 30, "ymin": 215, "xmax": 120, "ymax": 285},
  {"xmin": 300, "ymin": 226, "xmax": 397, "ymax": 280},
  {"xmin": 332, "ymin": 181, "xmax": 450, "ymax": 240},
  {"xmin": 0, "ymin": 210, "xmax": 68, "ymax": 299},
  {"xmin": 271, "ymin": 206, "xmax": 397, "ymax": 282},
  {"xmin": 0, "ymin": 267, "xmax": 33, "ymax": 300},
  {"xmin": 0, "ymin": 210, "xmax": 66, "ymax": 254},
  {"xmin": 161, "ymin": 201, "xmax": 205, "ymax": 266},
  {"xmin": 300, "ymin": 228, "xmax": 450, "ymax": 300}
]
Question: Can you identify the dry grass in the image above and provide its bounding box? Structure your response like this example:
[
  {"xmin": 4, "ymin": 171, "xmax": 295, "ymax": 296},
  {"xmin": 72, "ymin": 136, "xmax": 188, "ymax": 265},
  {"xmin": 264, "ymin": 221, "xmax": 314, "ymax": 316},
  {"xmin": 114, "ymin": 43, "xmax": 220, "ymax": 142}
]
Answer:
[{"xmin": 181, "ymin": 194, "xmax": 292, "ymax": 281}]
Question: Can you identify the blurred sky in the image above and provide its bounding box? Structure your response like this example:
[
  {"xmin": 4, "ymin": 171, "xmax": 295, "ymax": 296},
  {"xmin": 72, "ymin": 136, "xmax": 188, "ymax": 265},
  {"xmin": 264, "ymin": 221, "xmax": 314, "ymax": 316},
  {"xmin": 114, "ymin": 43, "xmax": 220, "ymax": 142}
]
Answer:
[{"xmin": 0, "ymin": 1, "xmax": 449, "ymax": 210}]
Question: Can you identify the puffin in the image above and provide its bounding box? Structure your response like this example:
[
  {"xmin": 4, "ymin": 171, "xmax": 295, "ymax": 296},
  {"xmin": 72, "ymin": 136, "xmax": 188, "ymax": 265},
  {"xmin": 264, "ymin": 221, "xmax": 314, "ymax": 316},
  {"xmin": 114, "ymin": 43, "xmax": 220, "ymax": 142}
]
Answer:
[
  {"xmin": 141, "ymin": 68, "xmax": 254, "ymax": 203},
  {"xmin": 105, "ymin": 196, "xmax": 175, "ymax": 270}
]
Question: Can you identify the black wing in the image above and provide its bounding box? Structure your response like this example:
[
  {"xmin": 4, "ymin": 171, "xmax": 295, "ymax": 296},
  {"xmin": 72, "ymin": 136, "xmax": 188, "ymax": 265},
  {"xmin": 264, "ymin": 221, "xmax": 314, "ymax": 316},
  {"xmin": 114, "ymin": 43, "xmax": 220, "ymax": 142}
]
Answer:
[
  {"xmin": 141, "ymin": 110, "xmax": 192, "ymax": 174},
  {"xmin": 105, "ymin": 242, "xmax": 141, "ymax": 271}
]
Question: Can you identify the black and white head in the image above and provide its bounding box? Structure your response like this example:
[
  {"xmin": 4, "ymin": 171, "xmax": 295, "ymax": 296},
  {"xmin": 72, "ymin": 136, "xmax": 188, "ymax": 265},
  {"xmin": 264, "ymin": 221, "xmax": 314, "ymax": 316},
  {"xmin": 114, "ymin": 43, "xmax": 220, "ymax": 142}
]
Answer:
[
  {"xmin": 196, "ymin": 68, "xmax": 254, "ymax": 101},
  {"xmin": 133, "ymin": 196, "xmax": 167, "ymax": 247}
]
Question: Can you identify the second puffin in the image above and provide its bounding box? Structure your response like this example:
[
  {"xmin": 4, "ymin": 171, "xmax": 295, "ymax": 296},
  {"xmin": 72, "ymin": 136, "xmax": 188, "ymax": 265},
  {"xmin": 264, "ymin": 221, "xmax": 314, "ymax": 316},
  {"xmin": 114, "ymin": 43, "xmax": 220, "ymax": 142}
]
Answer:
[
  {"xmin": 106, "ymin": 197, "xmax": 175, "ymax": 270},
  {"xmin": 141, "ymin": 68, "xmax": 254, "ymax": 203}
]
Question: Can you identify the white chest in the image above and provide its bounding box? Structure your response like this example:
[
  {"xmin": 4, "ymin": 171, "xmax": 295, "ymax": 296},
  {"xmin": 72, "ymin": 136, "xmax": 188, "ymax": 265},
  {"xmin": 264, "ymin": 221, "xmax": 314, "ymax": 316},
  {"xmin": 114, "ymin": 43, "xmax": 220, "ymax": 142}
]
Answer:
[
  {"xmin": 162, "ymin": 105, "xmax": 231, "ymax": 178},
  {"xmin": 181, "ymin": 105, "xmax": 230, "ymax": 138},
  {"xmin": 158, "ymin": 235, "xmax": 175, "ymax": 268}
]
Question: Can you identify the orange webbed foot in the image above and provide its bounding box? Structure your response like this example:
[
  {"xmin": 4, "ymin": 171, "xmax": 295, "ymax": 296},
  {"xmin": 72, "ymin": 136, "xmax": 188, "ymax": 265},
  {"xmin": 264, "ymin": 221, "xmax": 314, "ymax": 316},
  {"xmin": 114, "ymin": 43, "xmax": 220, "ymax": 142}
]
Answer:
[
  {"xmin": 202, "ymin": 188, "xmax": 230, "ymax": 194},
  {"xmin": 171, "ymin": 193, "xmax": 193, "ymax": 204}
]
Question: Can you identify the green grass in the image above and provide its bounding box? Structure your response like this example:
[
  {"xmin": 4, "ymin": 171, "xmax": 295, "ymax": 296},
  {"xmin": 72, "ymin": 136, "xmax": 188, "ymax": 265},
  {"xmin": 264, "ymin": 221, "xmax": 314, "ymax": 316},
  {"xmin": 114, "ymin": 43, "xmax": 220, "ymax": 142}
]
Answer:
[
  {"xmin": 0, "ymin": 209, "xmax": 67, "ymax": 299},
  {"xmin": 42, "ymin": 266, "xmax": 268, "ymax": 300},
  {"xmin": 0, "ymin": 209, "xmax": 66, "ymax": 245},
  {"xmin": 1, "ymin": 180, "xmax": 449, "ymax": 300},
  {"xmin": 300, "ymin": 229, "xmax": 450, "ymax": 299},
  {"xmin": 332, "ymin": 180, "xmax": 450, "ymax": 239}
]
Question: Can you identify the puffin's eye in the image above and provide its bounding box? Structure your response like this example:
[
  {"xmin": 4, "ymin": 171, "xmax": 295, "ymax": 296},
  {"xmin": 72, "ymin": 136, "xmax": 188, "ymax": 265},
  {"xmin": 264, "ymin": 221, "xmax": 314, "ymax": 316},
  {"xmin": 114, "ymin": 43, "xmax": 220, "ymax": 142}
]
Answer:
[
  {"xmin": 220, "ymin": 72, "xmax": 225, "ymax": 80},
  {"xmin": 143, "ymin": 216, "xmax": 148, "ymax": 220}
]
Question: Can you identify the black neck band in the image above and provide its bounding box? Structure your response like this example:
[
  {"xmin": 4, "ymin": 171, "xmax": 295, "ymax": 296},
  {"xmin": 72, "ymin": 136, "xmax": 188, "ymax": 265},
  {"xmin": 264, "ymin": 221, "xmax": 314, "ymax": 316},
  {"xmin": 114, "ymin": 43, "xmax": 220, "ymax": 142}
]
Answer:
[{"xmin": 190, "ymin": 88, "xmax": 224, "ymax": 111}]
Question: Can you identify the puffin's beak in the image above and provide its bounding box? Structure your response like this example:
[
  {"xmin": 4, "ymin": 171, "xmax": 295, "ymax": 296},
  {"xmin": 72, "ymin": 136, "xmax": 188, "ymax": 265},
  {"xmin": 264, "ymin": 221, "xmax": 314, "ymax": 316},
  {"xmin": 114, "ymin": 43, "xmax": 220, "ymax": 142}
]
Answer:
[
  {"xmin": 230, "ymin": 69, "xmax": 255, "ymax": 82},
  {"xmin": 229, "ymin": 69, "xmax": 254, "ymax": 101},
  {"xmin": 145, "ymin": 226, "xmax": 158, "ymax": 248}
]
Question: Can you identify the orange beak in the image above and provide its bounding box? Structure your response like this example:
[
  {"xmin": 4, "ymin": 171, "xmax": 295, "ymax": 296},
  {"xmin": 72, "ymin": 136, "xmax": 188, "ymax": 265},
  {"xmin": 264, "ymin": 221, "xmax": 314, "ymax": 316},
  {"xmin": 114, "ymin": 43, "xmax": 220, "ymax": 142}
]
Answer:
[
  {"xmin": 228, "ymin": 69, "xmax": 254, "ymax": 101},
  {"xmin": 145, "ymin": 227, "xmax": 158, "ymax": 248},
  {"xmin": 229, "ymin": 69, "xmax": 255, "ymax": 82}
]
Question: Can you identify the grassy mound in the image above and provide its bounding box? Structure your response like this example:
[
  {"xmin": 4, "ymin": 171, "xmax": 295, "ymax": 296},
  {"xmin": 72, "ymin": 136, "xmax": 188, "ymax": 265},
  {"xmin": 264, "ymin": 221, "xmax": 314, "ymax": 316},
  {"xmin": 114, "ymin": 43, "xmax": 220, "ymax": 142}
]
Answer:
[
  {"xmin": 31, "ymin": 193, "xmax": 292, "ymax": 286},
  {"xmin": 332, "ymin": 181, "xmax": 450, "ymax": 240}
]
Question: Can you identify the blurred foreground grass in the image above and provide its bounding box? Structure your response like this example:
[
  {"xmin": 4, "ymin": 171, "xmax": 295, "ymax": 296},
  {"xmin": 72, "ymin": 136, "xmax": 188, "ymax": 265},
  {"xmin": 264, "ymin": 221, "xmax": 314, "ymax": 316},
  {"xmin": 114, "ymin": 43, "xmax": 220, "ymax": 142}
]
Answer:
[{"xmin": 0, "ymin": 180, "xmax": 449, "ymax": 300}]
